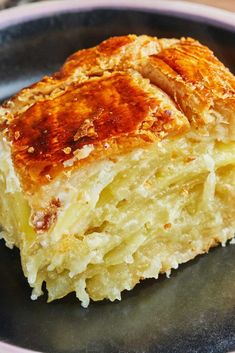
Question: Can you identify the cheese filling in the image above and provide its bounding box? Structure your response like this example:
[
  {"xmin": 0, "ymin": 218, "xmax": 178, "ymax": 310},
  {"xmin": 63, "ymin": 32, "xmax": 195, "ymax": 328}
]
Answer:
[{"xmin": 1, "ymin": 134, "xmax": 235, "ymax": 307}]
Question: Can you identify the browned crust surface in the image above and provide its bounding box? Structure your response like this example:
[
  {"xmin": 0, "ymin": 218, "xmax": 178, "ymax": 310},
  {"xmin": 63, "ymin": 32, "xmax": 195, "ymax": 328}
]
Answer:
[
  {"xmin": 5, "ymin": 72, "xmax": 188, "ymax": 190},
  {"xmin": 155, "ymin": 38, "xmax": 235, "ymax": 96},
  {"xmin": 1, "ymin": 35, "xmax": 160, "ymax": 117},
  {"xmin": 1, "ymin": 35, "xmax": 235, "ymax": 193},
  {"xmin": 59, "ymin": 35, "xmax": 137, "ymax": 77},
  {"xmin": 142, "ymin": 37, "xmax": 235, "ymax": 126}
]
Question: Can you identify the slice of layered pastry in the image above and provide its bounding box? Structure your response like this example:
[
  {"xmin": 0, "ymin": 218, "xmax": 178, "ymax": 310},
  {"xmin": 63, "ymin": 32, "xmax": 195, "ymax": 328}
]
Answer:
[{"xmin": 0, "ymin": 35, "xmax": 235, "ymax": 307}]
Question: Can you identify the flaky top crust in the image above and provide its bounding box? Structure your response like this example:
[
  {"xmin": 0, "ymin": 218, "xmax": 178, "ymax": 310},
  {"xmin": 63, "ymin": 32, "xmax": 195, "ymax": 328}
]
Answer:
[
  {"xmin": 3, "ymin": 72, "xmax": 188, "ymax": 190},
  {"xmin": 1, "ymin": 35, "xmax": 235, "ymax": 193},
  {"xmin": 156, "ymin": 38, "xmax": 235, "ymax": 95},
  {"xmin": 141, "ymin": 38, "xmax": 235, "ymax": 130}
]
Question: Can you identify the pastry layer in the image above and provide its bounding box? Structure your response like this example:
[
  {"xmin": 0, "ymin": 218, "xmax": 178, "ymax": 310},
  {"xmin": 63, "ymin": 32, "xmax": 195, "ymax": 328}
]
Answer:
[{"xmin": 4, "ymin": 71, "xmax": 188, "ymax": 191}]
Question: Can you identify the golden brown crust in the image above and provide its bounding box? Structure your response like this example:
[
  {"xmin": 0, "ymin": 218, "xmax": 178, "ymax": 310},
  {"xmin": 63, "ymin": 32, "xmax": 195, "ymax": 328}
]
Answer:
[
  {"xmin": 58, "ymin": 35, "xmax": 137, "ymax": 77},
  {"xmin": 2, "ymin": 35, "xmax": 235, "ymax": 193},
  {"xmin": 140, "ymin": 37, "xmax": 235, "ymax": 128},
  {"xmin": 1, "ymin": 35, "xmax": 160, "ymax": 118},
  {"xmin": 156, "ymin": 37, "xmax": 235, "ymax": 98},
  {"xmin": 6, "ymin": 72, "xmax": 188, "ymax": 191}
]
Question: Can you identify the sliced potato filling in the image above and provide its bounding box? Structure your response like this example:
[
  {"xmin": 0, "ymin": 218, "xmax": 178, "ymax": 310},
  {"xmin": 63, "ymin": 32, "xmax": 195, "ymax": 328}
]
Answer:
[{"xmin": 1, "ymin": 135, "xmax": 235, "ymax": 307}]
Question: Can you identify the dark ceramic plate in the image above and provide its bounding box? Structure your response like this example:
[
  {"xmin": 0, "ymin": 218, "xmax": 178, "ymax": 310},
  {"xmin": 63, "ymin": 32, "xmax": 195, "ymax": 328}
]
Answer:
[{"xmin": 0, "ymin": 1, "xmax": 235, "ymax": 352}]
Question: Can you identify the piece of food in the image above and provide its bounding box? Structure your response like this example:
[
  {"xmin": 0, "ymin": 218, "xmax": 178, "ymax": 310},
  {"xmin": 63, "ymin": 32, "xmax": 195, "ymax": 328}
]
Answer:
[{"xmin": 0, "ymin": 35, "xmax": 234, "ymax": 307}]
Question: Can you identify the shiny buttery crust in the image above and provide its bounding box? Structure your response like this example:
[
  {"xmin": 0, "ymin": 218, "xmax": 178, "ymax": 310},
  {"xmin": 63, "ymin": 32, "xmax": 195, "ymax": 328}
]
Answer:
[
  {"xmin": 5, "ymin": 72, "xmax": 189, "ymax": 191},
  {"xmin": 0, "ymin": 35, "xmax": 186, "ymax": 192},
  {"xmin": 0, "ymin": 35, "xmax": 234, "ymax": 194},
  {"xmin": 140, "ymin": 37, "xmax": 235, "ymax": 135}
]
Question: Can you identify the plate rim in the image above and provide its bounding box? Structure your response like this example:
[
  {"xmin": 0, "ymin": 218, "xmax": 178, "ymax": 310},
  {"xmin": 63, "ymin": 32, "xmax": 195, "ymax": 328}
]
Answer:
[
  {"xmin": 0, "ymin": 341, "xmax": 41, "ymax": 353},
  {"xmin": 0, "ymin": 0, "xmax": 234, "ymax": 30},
  {"xmin": 0, "ymin": 0, "xmax": 235, "ymax": 352}
]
